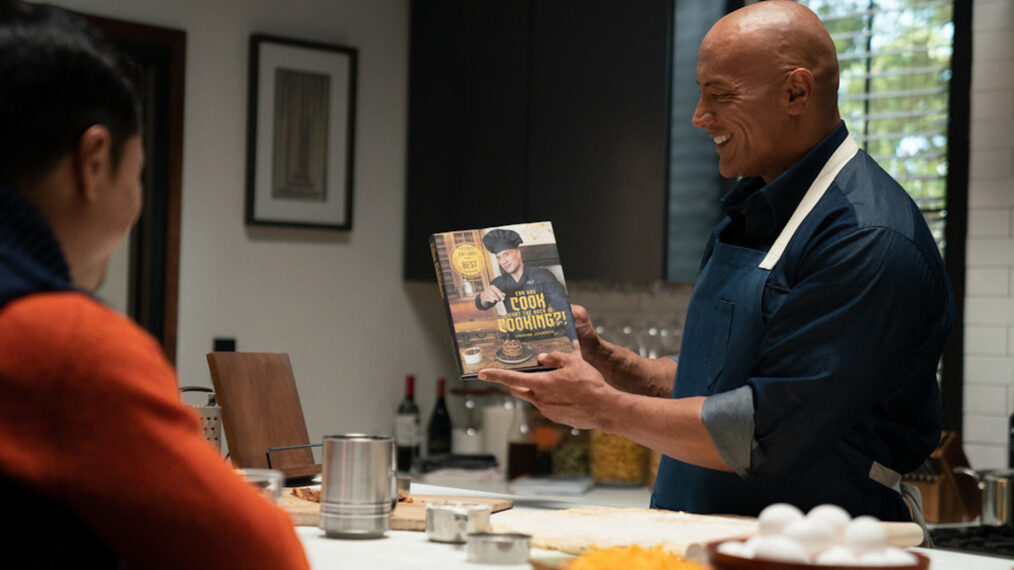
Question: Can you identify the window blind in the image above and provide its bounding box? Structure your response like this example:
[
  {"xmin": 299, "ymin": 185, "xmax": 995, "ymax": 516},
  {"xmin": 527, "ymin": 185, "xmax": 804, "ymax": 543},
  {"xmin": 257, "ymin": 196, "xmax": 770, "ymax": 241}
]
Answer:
[{"xmin": 799, "ymin": 0, "xmax": 954, "ymax": 250}]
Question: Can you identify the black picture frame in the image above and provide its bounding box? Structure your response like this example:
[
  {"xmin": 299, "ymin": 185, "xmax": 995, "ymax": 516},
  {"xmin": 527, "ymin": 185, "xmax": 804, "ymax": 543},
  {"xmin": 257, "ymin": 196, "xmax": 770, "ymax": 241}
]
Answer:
[{"xmin": 245, "ymin": 34, "xmax": 357, "ymax": 230}]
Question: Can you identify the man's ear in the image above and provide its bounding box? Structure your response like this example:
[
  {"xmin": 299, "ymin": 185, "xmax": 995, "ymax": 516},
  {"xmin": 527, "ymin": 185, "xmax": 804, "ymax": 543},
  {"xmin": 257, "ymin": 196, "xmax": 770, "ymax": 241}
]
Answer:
[
  {"xmin": 784, "ymin": 68, "xmax": 815, "ymax": 115},
  {"xmin": 73, "ymin": 125, "xmax": 113, "ymax": 203}
]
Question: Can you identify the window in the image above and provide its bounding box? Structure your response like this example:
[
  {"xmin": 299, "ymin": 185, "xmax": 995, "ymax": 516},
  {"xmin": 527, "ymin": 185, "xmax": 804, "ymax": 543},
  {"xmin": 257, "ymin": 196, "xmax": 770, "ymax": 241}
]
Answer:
[{"xmin": 798, "ymin": 0, "xmax": 955, "ymax": 250}]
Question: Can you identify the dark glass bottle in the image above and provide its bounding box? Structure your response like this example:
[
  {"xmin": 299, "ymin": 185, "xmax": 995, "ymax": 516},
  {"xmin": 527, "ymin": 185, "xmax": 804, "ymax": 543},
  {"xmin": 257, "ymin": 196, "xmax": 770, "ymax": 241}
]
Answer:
[
  {"xmin": 395, "ymin": 374, "xmax": 420, "ymax": 472},
  {"xmin": 427, "ymin": 378, "xmax": 453, "ymax": 457},
  {"xmin": 507, "ymin": 399, "xmax": 538, "ymax": 480}
]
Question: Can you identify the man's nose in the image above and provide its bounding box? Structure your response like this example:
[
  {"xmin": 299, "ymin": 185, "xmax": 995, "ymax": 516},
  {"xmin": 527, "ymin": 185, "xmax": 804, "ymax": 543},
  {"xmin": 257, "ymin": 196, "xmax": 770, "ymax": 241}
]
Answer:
[{"xmin": 692, "ymin": 97, "xmax": 711, "ymax": 129}]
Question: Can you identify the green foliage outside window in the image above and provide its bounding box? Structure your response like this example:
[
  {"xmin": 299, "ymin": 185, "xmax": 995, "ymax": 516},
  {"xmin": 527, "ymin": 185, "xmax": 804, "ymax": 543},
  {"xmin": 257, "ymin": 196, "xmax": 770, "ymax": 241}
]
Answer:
[{"xmin": 800, "ymin": 0, "xmax": 954, "ymax": 251}]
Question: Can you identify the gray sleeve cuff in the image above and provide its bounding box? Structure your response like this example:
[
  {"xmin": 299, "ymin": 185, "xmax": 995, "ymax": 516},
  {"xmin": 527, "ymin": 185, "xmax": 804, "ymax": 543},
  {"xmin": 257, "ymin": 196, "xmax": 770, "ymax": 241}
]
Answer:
[{"xmin": 701, "ymin": 385, "xmax": 755, "ymax": 478}]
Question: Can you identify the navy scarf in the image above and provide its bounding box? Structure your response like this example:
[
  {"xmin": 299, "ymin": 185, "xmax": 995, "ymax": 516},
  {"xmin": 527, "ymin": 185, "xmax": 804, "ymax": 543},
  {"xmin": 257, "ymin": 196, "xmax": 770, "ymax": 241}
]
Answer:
[{"xmin": 0, "ymin": 181, "xmax": 73, "ymax": 309}]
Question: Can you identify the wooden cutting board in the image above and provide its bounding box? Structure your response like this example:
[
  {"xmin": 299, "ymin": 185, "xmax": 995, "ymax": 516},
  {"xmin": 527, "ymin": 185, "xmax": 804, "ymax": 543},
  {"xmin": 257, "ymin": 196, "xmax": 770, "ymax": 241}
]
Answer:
[
  {"xmin": 279, "ymin": 491, "xmax": 514, "ymax": 531},
  {"xmin": 490, "ymin": 508, "xmax": 925, "ymax": 556}
]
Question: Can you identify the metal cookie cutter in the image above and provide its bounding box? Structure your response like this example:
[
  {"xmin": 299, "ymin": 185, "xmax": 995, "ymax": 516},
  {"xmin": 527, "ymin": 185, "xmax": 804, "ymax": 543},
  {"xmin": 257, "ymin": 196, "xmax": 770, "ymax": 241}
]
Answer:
[
  {"xmin": 425, "ymin": 502, "xmax": 492, "ymax": 543},
  {"xmin": 465, "ymin": 532, "xmax": 532, "ymax": 564}
]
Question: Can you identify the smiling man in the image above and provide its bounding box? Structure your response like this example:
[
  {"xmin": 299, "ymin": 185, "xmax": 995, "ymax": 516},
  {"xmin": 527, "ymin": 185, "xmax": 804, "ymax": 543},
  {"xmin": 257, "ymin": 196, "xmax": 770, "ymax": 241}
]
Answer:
[
  {"xmin": 479, "ymin": 0, "xmax": 953, "ymax": 535},
  {"xmin": 0, "ymin": 2, "xmax": 308, "ymax": 568}
]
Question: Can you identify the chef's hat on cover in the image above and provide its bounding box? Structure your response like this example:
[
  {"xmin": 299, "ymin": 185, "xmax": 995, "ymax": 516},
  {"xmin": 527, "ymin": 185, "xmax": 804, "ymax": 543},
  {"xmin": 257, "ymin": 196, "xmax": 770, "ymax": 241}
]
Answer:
[{"xmin": 482, "ymin": 229, "xmax": 523, "ymax": 254}]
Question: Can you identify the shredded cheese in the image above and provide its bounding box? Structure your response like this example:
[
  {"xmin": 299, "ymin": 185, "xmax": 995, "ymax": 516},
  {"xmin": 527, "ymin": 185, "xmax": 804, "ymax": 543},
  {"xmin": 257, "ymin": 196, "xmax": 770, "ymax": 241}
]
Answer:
[{"xmin": 568, "ymin": 545, "xmax": 704, "ymax": 570}]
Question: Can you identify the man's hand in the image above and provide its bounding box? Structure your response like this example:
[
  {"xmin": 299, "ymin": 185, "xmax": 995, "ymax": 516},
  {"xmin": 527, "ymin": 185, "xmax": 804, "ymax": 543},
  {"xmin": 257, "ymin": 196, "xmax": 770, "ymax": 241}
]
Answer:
[
  {"xmin": 569, "ymin": 304, "xmax": 678, "ymax": 398},
  {"xmin": 480, "ymin": 342, "xmax": 726, "ymax": 472},
  {"xmin": 479, "ymin": 285, "xmax": 506, "ymax": 305},
  {"xmin": 571, "ymin": 304, "xmax": 602, "ymax": 359},
  {"xmin": 478, "ymin": 341, "xmax": 618, "ymax": 430}
]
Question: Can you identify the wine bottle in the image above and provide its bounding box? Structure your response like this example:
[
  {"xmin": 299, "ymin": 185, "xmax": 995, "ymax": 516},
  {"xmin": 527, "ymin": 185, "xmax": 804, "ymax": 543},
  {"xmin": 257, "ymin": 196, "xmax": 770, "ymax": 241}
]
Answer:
[
  {"xmin": 507, "ymin": 398, "xmax": 538, "ymax": 480},
  {"xmin": 395, "ymin": 374, "xmax": 420, "ymax": 472},
  {"xmin": 427, "ymin": 378, "xmax": 452, "ymax": 457}
]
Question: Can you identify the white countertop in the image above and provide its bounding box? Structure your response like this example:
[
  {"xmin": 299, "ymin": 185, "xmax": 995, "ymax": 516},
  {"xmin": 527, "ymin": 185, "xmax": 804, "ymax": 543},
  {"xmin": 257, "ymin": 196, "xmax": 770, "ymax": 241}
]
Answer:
[
  {"xmin": 418, "ymin": 472, "xmax": 655, "ymax": 508},
  {"xmin": 296, "ymin": 483, "xmax": 1014, "ymax": 569}
]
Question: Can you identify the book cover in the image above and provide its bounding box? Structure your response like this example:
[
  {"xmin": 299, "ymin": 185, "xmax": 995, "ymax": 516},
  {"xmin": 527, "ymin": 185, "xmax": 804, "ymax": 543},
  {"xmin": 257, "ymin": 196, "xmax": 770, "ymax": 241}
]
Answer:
[{"xmin": 430, "ymin": 221, "xmax": 578, "ymax": 379}]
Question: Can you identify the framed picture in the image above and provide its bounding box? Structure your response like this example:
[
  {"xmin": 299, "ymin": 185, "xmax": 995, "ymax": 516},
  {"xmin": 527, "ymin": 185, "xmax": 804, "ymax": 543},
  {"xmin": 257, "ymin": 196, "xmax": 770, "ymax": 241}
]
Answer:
[{"xmin": 245, "ymin": 34, "xmax": 357, "ymax": 229}]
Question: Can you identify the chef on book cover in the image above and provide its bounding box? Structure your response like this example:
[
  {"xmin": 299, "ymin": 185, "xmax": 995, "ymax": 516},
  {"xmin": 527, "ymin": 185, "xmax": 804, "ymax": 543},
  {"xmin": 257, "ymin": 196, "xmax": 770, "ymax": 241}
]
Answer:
[{"xmin": 475, "ymin": 227, "xmax": 576, "ymax": 344}]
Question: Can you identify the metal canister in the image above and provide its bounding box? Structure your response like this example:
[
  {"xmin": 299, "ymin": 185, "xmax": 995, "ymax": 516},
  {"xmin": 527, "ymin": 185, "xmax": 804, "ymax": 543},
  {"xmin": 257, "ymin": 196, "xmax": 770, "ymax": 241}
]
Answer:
[
  {"xmin": 319, "ymin": 434, "xmax": 397, "ymax": 538},
  {"xmin": 425, "ymin": 502, "xmax": 492, "ymax": 543},
  {"xmin": 465, "ymin": 532, "xmax": 532, "ymax": 564}
]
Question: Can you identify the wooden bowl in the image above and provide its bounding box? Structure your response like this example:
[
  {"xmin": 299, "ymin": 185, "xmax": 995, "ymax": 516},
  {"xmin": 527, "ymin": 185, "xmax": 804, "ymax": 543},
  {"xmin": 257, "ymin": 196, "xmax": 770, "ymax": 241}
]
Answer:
[{"xmin": 707, "ymin": 541, "xmax": 930, "ymax": 570}]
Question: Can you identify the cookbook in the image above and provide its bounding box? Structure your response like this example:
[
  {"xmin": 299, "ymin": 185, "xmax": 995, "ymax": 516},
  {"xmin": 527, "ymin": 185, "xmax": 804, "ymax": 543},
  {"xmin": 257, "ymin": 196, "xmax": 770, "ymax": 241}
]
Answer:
[{"xmin": 430, "ymin": 221, "xmax": 578, "ymax": 379}]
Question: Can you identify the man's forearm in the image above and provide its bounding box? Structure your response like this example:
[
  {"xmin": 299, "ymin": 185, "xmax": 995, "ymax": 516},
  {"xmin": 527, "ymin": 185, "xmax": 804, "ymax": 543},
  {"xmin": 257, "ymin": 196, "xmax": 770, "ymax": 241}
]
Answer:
[
  {"xmin": 584, "ymin": 338, "xmax": 677, "ymax": 398},
  {"xmin": 598, "ymin": 392, "xmax": 731, "ymax": 472}
]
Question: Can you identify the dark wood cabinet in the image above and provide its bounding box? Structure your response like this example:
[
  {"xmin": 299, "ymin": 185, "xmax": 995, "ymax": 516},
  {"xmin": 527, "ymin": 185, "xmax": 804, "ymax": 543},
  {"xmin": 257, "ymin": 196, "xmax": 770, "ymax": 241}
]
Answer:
[{"xmin": 404, "ymin": 0, "xmax": 673, "ymax": 281}]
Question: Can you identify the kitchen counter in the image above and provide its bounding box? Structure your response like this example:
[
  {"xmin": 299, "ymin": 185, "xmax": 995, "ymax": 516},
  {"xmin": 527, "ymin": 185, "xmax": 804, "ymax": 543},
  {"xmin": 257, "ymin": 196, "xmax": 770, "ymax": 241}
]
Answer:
[{"xmin": 296, "ymin": 483, "xmax": 1014, "ymax": 569}]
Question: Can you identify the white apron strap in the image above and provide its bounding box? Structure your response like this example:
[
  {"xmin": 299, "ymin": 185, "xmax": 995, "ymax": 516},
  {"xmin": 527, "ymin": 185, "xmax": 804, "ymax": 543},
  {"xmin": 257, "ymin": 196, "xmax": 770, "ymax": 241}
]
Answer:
[
  {"xmin": 758, "ymin": 136, "xmax": 859, "ymax": 270},
  {"xmin": 869, "ymin": 461, "xmax": 934, "ymax": 547}
]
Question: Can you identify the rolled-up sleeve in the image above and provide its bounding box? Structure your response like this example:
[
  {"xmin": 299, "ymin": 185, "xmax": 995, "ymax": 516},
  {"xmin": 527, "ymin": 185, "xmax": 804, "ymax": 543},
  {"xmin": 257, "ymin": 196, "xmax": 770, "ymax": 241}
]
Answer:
[{"xmin": 702, "ymin": 385, "xmax": 754, "ymax": 477}]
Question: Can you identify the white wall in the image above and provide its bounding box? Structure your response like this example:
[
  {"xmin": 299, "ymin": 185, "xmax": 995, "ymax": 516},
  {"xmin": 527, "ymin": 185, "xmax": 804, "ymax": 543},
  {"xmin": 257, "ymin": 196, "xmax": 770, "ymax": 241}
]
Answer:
[
  {"xmin": 52, "ymin": 0, "xmax": 459, "ymax": 444},
  {"xmin": 962, "ymin": 0, "xmax": 1014, "ymax": 469}
]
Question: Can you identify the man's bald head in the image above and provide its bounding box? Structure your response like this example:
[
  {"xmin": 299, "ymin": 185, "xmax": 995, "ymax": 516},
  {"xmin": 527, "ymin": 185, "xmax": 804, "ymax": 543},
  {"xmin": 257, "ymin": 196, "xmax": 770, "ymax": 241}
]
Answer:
[
  {"xmin": 692, "ymin": 1, "xmax": 842, "ymax": 182},
  {"xmin": 705, "ymin": 0, "xmax": 839, "ymax": 117}
]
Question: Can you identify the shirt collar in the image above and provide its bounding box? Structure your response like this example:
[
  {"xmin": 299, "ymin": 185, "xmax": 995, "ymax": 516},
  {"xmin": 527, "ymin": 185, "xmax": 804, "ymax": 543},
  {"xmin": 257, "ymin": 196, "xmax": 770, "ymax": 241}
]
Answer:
[
  {"xmin": 720, "ymin": 122, "xmax": 850, "ymax": 242},
  {"xmin": 512, "ymin": 263, "xmax": 532, "ymax": 285},
  {"xmin": 0, "ymin": 180, "xmax": 73, "ymax": 293}
]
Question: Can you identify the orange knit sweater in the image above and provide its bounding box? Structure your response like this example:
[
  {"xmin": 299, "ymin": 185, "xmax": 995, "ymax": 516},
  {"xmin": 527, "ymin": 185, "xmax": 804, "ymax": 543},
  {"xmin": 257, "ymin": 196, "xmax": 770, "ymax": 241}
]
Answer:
[{"xmin": 0, "ymin": 292, "xmax": 309, "ymax": 569}]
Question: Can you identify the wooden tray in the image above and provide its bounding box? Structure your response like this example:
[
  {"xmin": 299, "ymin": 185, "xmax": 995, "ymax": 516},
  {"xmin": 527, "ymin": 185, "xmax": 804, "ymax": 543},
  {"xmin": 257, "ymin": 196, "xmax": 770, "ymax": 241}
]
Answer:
[{"xmin": 280, "ymin": 491, "xmax": 513, "ymax": 531}]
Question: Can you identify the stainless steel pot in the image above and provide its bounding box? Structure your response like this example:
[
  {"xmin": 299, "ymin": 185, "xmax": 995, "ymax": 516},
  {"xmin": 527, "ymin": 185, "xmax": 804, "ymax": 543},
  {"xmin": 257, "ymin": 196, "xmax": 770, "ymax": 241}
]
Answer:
[{"xmin": 953, "ymin": 467, "xmax": 1014, "ymax": 526}]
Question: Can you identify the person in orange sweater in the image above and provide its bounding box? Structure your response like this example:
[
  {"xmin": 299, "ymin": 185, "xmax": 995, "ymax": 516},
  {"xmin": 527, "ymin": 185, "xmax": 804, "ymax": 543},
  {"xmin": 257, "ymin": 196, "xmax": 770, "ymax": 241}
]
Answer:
[{"xmin": 0, "ymin": 2, "xmax": 309, "ymax": 568}]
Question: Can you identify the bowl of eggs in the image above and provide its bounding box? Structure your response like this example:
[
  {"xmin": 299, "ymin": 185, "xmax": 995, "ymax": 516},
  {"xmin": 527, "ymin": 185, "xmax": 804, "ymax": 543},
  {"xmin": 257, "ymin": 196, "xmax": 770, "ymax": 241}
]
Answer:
[{"xmin": 707, "ymin": 503, "xmax": 929, "ymax": 570}]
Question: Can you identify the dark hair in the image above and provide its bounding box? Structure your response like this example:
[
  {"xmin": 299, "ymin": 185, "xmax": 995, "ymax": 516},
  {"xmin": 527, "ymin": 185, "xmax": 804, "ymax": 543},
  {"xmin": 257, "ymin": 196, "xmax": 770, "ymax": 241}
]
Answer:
[{"xmin": 0, "ymin": 1, "xmax": 141, "ymax": 188}]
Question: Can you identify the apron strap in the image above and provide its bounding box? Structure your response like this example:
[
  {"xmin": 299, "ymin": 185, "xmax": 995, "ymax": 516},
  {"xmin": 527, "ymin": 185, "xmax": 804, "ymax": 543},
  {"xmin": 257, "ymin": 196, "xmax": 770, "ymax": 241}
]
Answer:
[
  {"xmin": 759, "ymin": 136, "xmax": 859, "ymax": 270},
  {"xmin": 869, "ymin": 461, "xmax": 934, "ymax": 547}
]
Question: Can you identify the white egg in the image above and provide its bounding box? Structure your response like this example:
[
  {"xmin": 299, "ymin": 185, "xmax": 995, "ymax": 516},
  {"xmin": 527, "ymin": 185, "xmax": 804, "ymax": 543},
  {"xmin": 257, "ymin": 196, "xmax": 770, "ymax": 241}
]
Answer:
[
  {"xmin": 844, "ymin": 516, "xmax": 887, "ymax": 556},
  {"xmin": 743, "ymin": 535, "xmax": 763, "ymax": 557},
  {"xmin": 807, "ymin": 504, "xmax": 852, "ymax": 541},
  {"xmin": 858, "ymin": 550, "xmax": 892, "ymax": 566},
  {"xmin": 752, "ymin": 535, "xmax": 809, "ymax": 563},
  {"xmin": 717, "ymin": 540, "xmax": 750, "ymax": 558},
  {"xmin": 783, "ymin": 517, "xmax": 835, "ymax": 559},
  {"xmin": 758, "ymin": 502, "xmax": 805, "ymax": 536},
  {"xmin": 814, "ymin": 545, "xmax": 859, "ymax": 565}
]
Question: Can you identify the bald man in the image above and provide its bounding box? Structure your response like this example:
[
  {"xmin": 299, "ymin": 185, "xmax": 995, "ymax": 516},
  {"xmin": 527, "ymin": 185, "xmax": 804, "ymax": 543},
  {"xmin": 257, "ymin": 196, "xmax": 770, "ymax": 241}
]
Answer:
[{"xmin": 480, "ymin": 1, "xmax": 952, "ymax": 527}]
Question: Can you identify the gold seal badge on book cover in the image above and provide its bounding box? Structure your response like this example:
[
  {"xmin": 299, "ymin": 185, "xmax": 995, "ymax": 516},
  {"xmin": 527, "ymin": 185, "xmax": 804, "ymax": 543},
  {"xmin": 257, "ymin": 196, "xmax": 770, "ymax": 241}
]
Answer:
[{"xmin": 451, "ymin": 243, "xmax": 485, "ymax": 277}]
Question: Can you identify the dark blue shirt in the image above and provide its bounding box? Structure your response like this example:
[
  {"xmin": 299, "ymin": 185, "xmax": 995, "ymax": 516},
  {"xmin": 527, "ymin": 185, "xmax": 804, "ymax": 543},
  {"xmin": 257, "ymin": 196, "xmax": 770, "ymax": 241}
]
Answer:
[{"xmin": 700, "ymin": 123, "xmax": 953, "ymax": 480}]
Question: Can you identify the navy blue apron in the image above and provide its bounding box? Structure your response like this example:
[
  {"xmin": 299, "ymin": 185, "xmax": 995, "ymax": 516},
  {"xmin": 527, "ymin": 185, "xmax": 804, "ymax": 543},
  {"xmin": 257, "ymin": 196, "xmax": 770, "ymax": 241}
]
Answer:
[{"xmin": 650, "ymin": 137, "xmax": 924, "ymax": 528}]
